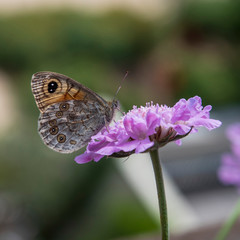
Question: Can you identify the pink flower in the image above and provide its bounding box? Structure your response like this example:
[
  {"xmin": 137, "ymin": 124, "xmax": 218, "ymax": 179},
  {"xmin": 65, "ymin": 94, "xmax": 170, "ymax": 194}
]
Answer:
[
  {"xmin": 218, "ymin": 123, "xmax": 240, "ymax": 189},
  {"xmin": 75, "ymin": 96, "xmax": 222, "ymax": 164}
]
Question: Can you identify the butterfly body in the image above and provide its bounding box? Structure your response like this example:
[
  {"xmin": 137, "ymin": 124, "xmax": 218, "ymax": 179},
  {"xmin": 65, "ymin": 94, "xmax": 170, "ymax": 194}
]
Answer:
[{"xmin": 31, "ymin": 72, "xmax": 118, "ymax": 153}]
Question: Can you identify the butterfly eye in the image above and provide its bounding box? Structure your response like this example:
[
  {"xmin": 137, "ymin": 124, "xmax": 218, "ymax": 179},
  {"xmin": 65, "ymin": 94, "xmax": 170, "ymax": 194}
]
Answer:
[
  {"xmin": 56, "ymin": 111, "xmax": 63, "ymax": 118},
  {"xmin": 49, "ymin": 126, "xmax": 59, "ymax": 135},
  {"xmin": 57, "ymin": 134, "xmax": 66, "ymax": 143},
  {"xmin": 49, "ymin": 119, "xmax": 57, "ymax": 126},
  {"xmin": 59, "ymin": 103, "xmax": 69, "ymax": 111},
  {"xmin": 48, "ymin": 81, "xmax": 58, "ymax": 93}
]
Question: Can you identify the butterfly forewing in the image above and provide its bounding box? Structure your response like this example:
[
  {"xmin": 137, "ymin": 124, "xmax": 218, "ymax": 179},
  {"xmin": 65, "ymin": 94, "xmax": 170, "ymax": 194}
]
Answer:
[{"xmin": 32, "ymin": 72, "xmax": 107, "ymax": 113}]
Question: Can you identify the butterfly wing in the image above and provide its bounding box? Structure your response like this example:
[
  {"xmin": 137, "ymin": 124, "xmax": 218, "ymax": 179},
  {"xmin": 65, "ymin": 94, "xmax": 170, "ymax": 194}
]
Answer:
[
  {"xmin": 38, "ymin": 100, "xmax": 107, "ymax": 153},
  {"xmin": 31, "ymin": 71, "xmax": 108, "ymax": 113},
  {"xmin": 32, "ymin": 71, "xmax": 117, "ymax": 153}
]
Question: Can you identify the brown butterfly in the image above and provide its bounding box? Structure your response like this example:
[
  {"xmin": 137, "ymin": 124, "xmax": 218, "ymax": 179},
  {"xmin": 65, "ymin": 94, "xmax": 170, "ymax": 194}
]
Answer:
[{"xmin": 31, "ymin": 71, "xmax": 118, "ymax": 153}]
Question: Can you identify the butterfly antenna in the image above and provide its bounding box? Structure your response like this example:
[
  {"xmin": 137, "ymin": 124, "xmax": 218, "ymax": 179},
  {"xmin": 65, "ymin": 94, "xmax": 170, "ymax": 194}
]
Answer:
[
  {"xmin": 117, "ymin": 107, "xmax": 125, "ymax": 116},
  {"xmin": 113, "ymin": 71, "xmax": 129, "ymax": 101}
]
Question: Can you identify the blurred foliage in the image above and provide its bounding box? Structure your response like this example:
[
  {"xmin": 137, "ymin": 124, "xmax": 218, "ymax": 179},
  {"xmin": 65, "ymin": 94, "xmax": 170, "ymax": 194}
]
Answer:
[
  {"xmin": 180, "ymin": 0, "xmax": 240, "ymax": 42},
  {"xmin": 0, "ymin": 11, "xmax": 155, "ymax": 73},
  {"xmin": 0, "ymin": 1, "xmax": 240, "ymax": 239}
]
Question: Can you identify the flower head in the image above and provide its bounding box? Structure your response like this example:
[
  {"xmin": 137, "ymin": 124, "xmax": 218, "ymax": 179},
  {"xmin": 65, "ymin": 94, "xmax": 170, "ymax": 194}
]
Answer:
[
  {"xmin": 218, "ymin": 123, "xmax": 240, "ymax": 190},
  {"xmin": 75, "ymin": 96, "xmax": 222, "ymax": 164}
]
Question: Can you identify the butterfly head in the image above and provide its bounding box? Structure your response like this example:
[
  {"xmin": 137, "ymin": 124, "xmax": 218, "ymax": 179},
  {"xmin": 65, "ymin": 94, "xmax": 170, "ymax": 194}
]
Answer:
[
  {"xmin": 112, "ymin": 99, "xmax": 119, "ymax": 110},
  {"xmin": 105, "ymin": 100, "xmax": 119, "ymax": 123}
]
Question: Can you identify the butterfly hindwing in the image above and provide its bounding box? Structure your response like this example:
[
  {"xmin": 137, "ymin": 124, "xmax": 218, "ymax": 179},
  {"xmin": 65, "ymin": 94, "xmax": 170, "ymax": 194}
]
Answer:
[{"xmin": 38, "ymin": 100, "xmax": 107, "ymax": 153}]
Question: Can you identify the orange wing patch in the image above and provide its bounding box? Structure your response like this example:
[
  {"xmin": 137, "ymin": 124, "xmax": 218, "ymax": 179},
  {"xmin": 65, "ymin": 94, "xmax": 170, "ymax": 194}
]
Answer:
[
  {"xmin": 32, "ymin": 75, "xmax": 87, "ymax": 113},
  {"xmin": 67, "ymin": 87, "xmax": 87, "ymax": 101}
]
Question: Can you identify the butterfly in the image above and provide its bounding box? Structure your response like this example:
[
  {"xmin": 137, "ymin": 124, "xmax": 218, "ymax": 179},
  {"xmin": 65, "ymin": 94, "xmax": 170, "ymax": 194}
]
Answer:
[{"xmin": 31, "ymin": 71, "xmax": 118, "ymax": 153}]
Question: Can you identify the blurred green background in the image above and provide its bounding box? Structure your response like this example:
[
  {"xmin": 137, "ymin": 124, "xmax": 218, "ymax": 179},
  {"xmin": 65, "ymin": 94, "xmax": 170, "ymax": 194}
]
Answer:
[{"xmin": 0, "ymin": 1, "xmax": 240, "ymax": 239}]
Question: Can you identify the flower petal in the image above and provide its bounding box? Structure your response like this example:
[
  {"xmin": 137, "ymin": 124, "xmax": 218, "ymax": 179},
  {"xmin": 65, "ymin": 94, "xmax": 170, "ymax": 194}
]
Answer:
[
  {"xmin": 74, "ymin": 96, "xmax": 221, "ymax": 164},
  {"xmin": 75, "ymin": 152, "xmax": 104, "ymax": 164},
  {"xmin": 135, "ymin": 138, "xmax": 154, "ymax": 153}
]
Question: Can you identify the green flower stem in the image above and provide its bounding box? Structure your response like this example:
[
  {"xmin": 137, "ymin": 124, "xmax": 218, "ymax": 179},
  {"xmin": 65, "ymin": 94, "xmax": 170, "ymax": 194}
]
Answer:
[
  {"xmin": 215, "ymin": 198, "xmax": 240, "ymax": 240},
  {"xmin": 150, "ymin": 149, "xmax": 169, "ymax": 240}
]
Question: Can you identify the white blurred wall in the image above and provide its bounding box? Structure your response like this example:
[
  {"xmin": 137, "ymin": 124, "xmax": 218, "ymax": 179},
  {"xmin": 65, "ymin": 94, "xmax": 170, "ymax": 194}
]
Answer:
[
  {"xmin": 0, "ymin": 72, "xmax": 18, "ymax": 137},
  {"xmin": 0, "ymin": 0, "xmax": 174, "ymax": 18}
]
